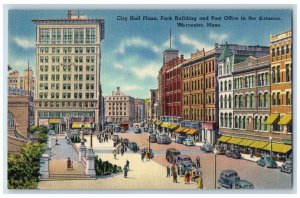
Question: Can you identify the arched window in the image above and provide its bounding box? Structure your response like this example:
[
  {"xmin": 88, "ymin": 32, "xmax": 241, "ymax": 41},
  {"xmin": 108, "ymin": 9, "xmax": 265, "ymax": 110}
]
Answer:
[
  {"xmin": 259, "ymin": 93, "xmax": 263, "ymax": 107},
  {"xmin": 264, "ymin": 116, "xmax": 268, "ymax": 131},
  {"xmin": 220, "ymin": 113, "xmax": 224, "ymax": 127},
  {"xmin": 272, "ymin": 92, "xmax": 276, "ymax": 105},
  {"xmin": 260, "ymin": 116, "xmax": 263, "ymax": 131},
  {"xmin": 255, "ymin": 116, "xmax": 259, "ymax": 130},
  {"xmin": 225, "ymin": 81, "xmax": 228, "ymax": 91},
  {"xmin": 239, "ymin": 95, "xmax": 243, "ymax": 108},
  {"xmin": 239, "ymin": 116, "xmax": 242, "ymax": 129},
  {"xmin": 225, "ymin": 113, "xmax": 228, "ymax": 127},
  {"xmin": 235, "ymin": 116, "xmax": 239, "ymax": 128},
  {"xmin": 243, "ymin": 116, "xmax": 246, "ymax": 129},
  {"xmin": 229, "ymin": 113, "xmax": 233, "ymax": 128},
  {"xmin": 220, "ymin": 96, "xmax": 224, "ymax": 108},
  {"xmin": 224, "ymin": 95, "xmax": 228, "ymax": 108},
  {"xmin": 264, "ymin": 92, "xmax": 269, "ymax": 107},
  {"xmin": 228, "ymin": 80, "xmax": 232, "ymax": 90},
  {"xmin": 220, "ymin": 81, "xmax": 223, "ymax": 92},
  {"xmin": 235, "ymin": 95, "xmax": 239, "ymax": 108},
  {"xmin": 8, "ymin": 112, "xmax": 15, "ymax": 129},
  {"xmin": 246, "ymin": 94, "xmax": 250, "ymax": 108},
  {"xmin": 229, "ymin": 95, "xmax": 232, "ymax": 108},
  {"xmin": 251, "ymin": 93, "xmax": 255, "ymax": 108}
]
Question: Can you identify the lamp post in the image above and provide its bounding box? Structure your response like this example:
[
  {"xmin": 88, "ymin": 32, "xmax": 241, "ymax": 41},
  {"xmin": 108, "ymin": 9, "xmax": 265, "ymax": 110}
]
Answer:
[
  {"xmin": 80, "ymin": 115, "xmax": 85, "ymax": 141},
  {"xmin": 148, "ymin": 136, "xmax": 151, "ymax": 151},
  {"xmin": 269, "ymin": 136, "xmax": 273, "ymax": 158},
  {"xmin": 89, "ymin": 122, "xmax": 94, "ymax": 148}
]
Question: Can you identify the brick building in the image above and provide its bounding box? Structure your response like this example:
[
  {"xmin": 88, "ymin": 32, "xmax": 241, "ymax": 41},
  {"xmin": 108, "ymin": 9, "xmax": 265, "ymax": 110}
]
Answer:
[{"xmin": 150, "ymin": 89, "xmax": 158, "ymax": 119}]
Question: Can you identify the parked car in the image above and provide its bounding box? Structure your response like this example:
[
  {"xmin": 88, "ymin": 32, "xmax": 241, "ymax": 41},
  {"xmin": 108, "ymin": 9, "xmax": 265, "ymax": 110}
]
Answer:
[
  {"xmin": 114, "ymin": 127, "xmax": 121, "ymax": 133},
  {"xmin": 134, "ymin": 127, "xmax": 141, "ymax": 133},
  {"xmin": 141, "ymin": 148, "xmax": 154, "ymax": 158},
  {"xmin": 183, "ymin": 139, "xmax": 194, "ymax": 146},
  {"xmin": 225, "ymin": 149, "xmax": 241, "ymax": 159},
  {"xmin": 166, "ymin": 148, "xmax": 181, "ymax": 163},
  {"xmin": 257, "ymin": 155, "xmax": 278, "ymax": 168},
  {"xmin": 128, "ymin": 142, "xmax": 139, "ymax": 151},
  {"xmin": 157, "ymin": 135, "xmax": 171, "ymax": 144},
  {"xmin": 177, "ymin": 161, "xmax": 196, "ymax": 176},
  {"xmin": 122, "ymin": 138, "xmax": 129, "ymax": 146},
  {"xmin": 175, "ymin": 154, "xmax": 193, "ymax": 164},
  {"xmin": 144, "ymin": 127, "xmax": 148, "ymax": 132},
  {"xmin": 213, "ymin": 145, "xmax": 225, "ymax": 155},
  {"xmin": 201, "ymin": 144, "xmax": 213, "ymax": 153},
  {"xmin": 148, "ymin": 128, "xmax": 154, "ymax": 133},
  {"xmin": 233, "ymin": 180, "xmax": 254, "ymax": 189},
  {"xmin": 149, "ymin": 133, "xmax": 157, "ymax": 143},
  {"xmin": 112, "ymin": 135, "xmax": 119, "ymax": 142},
  {"xmin": 217, "ymin": 170, "xmax": 241, "ymax": 189},
  {"xmin": 175, "ymin": 136, "xmax": 187, "ymax": 144},
  {"xmin": 280, "ymin": 160, "xmax": 292, "ymax": 174},
  {"xmin": 121, "ymin": 127, "xmax": 125, "ymax": 133}
]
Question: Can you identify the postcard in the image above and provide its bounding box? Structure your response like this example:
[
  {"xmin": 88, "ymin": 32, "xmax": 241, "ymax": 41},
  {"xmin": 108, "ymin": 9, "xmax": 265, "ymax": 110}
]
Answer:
[{"xmin": 6, "ymin": 7, "xmax": 293, "ymax": 191}]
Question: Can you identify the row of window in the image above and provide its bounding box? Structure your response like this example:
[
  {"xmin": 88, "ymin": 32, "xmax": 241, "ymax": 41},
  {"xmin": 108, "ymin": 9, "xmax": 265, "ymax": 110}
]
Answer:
[
  {"xmin": 183, "ymin": 60, "xmax": 215, "ymax": 78},
  {"xmin": 272, "ymin": 92, "xmax": 292, "ymax": 106},
  {"xmin": 108, "ymin": 111, "xmax": 127, "ymax": 116},
  {"xmin": 39, "ymin": 56, "xmax": 96, "ymax": 63},
  {"xmin": 41, "ymin": 47, "xmax": 96, "ymax": 54},
  {"xmin": 38, "ymin": 111, "xmax": 95, "ymax": 118},
  {"xmin": 38, "ymin": 92, "xmax": 95, "ymax": 99},
  {"xmin": 39, "ymin": 74, "xmax": 95, "ymax": 81},
  {"xmin": 107, "ymin": 97, "xmax": 130, "ymax": 101},
  {"xmin": 271, "ymin": 44, "xmax": 291, "ymax": 57},
  {"xmin": 109, "ymin": 107, "xmax": 127, "ymax": 110},
  {"xmin": 183, "ymin": 77, "xmax": 215, "ymax": 92},
  {"xmin": 40, "ymin": 28, "xmax": 96, "ymax": 44},
  {"xmin": 183, "ymin": 108, "xmax": 215, "ymax": 122},
  {"xmin": 40, "ymin": 65, "xmax": 95, "ymax": 72},
  {"xmin": 183, "ymin": 93, "xmax": 215, "ymax": 105},
  {"xmin": 271, "ymin": 64, "xmax": 292, "ymax": 83}
]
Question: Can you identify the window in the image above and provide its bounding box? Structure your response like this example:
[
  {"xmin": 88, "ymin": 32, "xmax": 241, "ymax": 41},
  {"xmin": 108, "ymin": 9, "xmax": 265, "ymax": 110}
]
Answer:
[
  {"xmin": 286, "ymin": 64, "xmax": 290, "ymax": 82},
  {"xmin": 277, "ymin": 92, "xmax": 281, "ymax": 105},
  {"xmin": 235, "ymin": 95, "xmax": 238, "ymax": 108},
  {"xmin": 264, "ymin": 92, "xmax": 269, "ymax": 107},
  {"xmin": 281, "ymin": 46, "xmax": 285, "ymax": 55},
  {"xmin": 40, "ymin": 28, "xmax": 50, "ymax": 44},
  {"xmin": 276, "ymin": 66, "xmax": 280, "ymax": 83},
  {"xmin": 258, "ymin": 93, "xmax": 263, "ymax": 107},
  {"xmin": 52, "ymin": 28, "xmax": 62, "ymax": 44},
  {"xmin": 229, "ymin": 113, "xmax": 232, "ymax": 128},
  {"xmin": 286, "ymin": 92, "xmax": 291, "ymax": 105},
  {"xmin": 63, "ymin": 28, "xmax": 73, "ymax": 44},
  {"xmin": 286, "ymin": 45, "xmax": 289, "ymax": 54},
  {"xmin": 276, "ymin": 47, "xmax": 280, "ymax": 56},
  {"xmin": 220, "ymin": 81, "xmax": 223, "ymax": 92},
  {"xmin": 246, "ymin": 94, "xmax": 250, "ymax": 108},
  {"xmin": 272, "ymin": 93, "xmax": 276, "ymax": 105},
  {"xmin": 272, "ymin": 48, "xmax": 275, "ymax": 57}
]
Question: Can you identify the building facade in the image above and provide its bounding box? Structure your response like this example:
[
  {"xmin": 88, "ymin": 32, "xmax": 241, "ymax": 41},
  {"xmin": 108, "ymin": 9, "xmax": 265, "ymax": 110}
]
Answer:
[
  {"xmin": 150, "ymin": 89, "xmax": 158, "ymax": 119},
  {"xmin": 134, "ymin": 98, "xmax": 145, "ymax": 123},
  {"xmin": 144, "ymin": 98, "xmax": 151, "ymax": 121},
  {"xmin": 32, "ymin": 10, "xmax": 105, "ymax": 132},
  {"xmin": 265, "ymin": 31, "xmax": 292, "ymax": 141},
  {"xmin": 104, "ymin": 87, "xmax": 135, "ymax": 123},
  {"xmin": 8, "ymin": 68, "xmax": 35, "ymax": 92}
]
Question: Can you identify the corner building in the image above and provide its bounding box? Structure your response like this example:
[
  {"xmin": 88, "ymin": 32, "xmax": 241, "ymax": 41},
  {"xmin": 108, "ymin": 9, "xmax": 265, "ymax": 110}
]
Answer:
[{"xmin": 32, "ymin": 10, "xmax": 104, "ymax": 132}]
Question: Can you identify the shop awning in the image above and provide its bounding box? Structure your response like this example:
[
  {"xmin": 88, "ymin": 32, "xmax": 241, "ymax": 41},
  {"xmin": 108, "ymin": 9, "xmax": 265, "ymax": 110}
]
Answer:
[
  {"xmin": 263, "ymin": 113, "xmax": 280, "ymax": 125},
  {"xmin": 217, "ymin": 136, "xmax": 231, "ymax": 143},
  {"xmin": 238, "ymin": 139, "xmax": 255, "ymax": 146},
  {"xmin": 168, "ymin": 124, "xmax": 179, "ymax": 130},
  {"xmin": 164, "ymin": 122, "xmax": 172, "ymax": 128},
  {"xmin": 183, "ymin": 128, "xmax": 191, "ymax": 133},
  {"xmin": 152, "ymin": 118, "xmax": 157, "ymax": 122},
  {"xmin": 278, "ymin": 114, "xmax": 292, "ymax": 125},
  {"xmin": 227, "ymin": 137, "xmax": 243, "ymax": 145},
  {"xmin": 187, "ymin": 128, "xmax": 198, "ymax": 135},
  {"xmin": 175, "ymin": 127, "xmax": 184, "ymax": 133},
  {"xmin": 72, "ymin": 123, "xmax": 90, "ymax": 129},
  {"xmin": 48, "ymin": 118, "xmax": 60, "ymax": 124},
  {"xmin": 263, "ymin": 143, "xmax": 292, "ymax": 153},
  {"xmin": 157, "ymin": 121, "xmax": 163, "ymax": 126},
  {"xmin": 248, "ymin": 140, "xmax": 269, "ymax": 149}
]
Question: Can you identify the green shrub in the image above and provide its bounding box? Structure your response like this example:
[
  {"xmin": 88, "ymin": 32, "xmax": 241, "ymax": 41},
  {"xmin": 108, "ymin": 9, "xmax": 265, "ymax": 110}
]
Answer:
[{"xmin": 94, "ymin": 157, "xmax": 122, "ymax": 176}]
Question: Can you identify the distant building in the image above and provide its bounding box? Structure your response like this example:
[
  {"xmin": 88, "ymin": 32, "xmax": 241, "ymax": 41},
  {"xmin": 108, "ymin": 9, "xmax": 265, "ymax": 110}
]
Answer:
[
  {"xmin": 150, "ymin": 89, "xmax": 158, "ymax": 119},
  {"xmin": 8, "ymin": 68, "xmax": 35, "ymax": 92},
  {"xmin": 105, "ymin": 87, "xmax": 135, "ymax": 123},
  {"xmin": 134, "ymin": 98, "xmax": 145, "ymax": 123},
  {"xmin": 144, "ymin": 98, "xmax": 151, "ymax": 121}
]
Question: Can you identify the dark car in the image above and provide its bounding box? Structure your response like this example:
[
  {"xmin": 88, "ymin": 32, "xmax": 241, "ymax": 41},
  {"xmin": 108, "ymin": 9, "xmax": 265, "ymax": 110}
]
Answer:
[
  {"xmin": 114, "ymin": 127, "xmax": 121, "ymax": 133},
  {"xmin": 141, "ymin": 148, "xmax": 154, "ymax": 158},
  {"xmin": 149, "ymin": 134, "xmax": 157, "ymax": 143},
  {"xmin": 166, "ymin": 148, "xmax": 181, "ymax": 163},
  {"xmin": 214, "ymin": 145, "xmax": 225, "ymax": 155},
  {"xmin": 134, "ymin": 127, "xmax": 141, "ymax": 133},
  {"xmin": 175, "ymin": 136, "xmax": 187, "ymax": 144},
  {"xmin": 225, "ymin": 149, "xmax": 241, "ymax": 159},
  {"xmin": 280, "ymin": 160, "xmax": 292, "ymax": 174},
  {"xmin": 128, "ymin": 142, "xmax": 139, "ymax": 151},
  {"xmin": 233, "ymin": 180, "xmax": 254, "ymax": 189},
  {"xmin": 201, "ymin": 144, "xmax": 213, "ymax": 153},
  {"xmin": 257, "ymin": 155, "xmax": 278, "ymax": 168},
  {"xmin": 112, "ymin": 135, "xmax": 119, "ymax": 142},
  {"xmin": 176, "ymin": 154, "xmax": 193, "ymax": 164},
  {"xmin": 148, "ymin": 128, "xmax": 154, "ymax": 133},
  {"xmin": 217, "ymin": 170, "xmax": 241, "ymax": 189},
  {"xmin": 157, "ymin": 135, "xmax": 171, "ymax": 144},
  {"xmin": 144, "ymin": 127, "xmax": 148, "ymax": 132},
  {"xmin": 177, "ymin": 161, "xmax": 195, "ymax": 176}
]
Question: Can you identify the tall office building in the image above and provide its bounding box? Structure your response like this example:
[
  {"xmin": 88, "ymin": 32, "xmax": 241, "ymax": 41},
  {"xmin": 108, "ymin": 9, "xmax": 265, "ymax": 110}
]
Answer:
[{"xmin": 32, "ymin": 10, "xmax": 104, "ymax": 133}]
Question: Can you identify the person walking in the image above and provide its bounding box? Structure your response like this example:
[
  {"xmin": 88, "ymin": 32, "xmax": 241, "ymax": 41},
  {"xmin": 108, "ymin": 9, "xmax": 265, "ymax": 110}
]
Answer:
[
  {"xmin": 123, "ymin": 165, "xmax": 128, "ymax": 178},
  {"xmin": 113, "ymin": 150, "xmax": 117, "ymax": 159},
  {"xmin": 146, "ymin": 150, "xmax": 150, "ymax": 161},
  {"xmin": 172, "ymin": 170, "xmax": 177, "ymax": 183},
  {"xmin": 196, "ymin": 156, "xmax": 201, "ymax": 168},
  {"xmin": 185, "ymin": 171, "xmax": 191, "ymax": 184},
  {"xmin": 121, "ymin": 147, "xmax": 124, "ymax": 156},
  {"xmin": 166, "ymin": 165, "xmax": 170, "ymax": 177},
  {"xmin": 171, "ymin": 164, "xmax": 175, "ymax": 176},
  {"xmin": 191, "ymin": 169, "xmax": 196, "ymax": 181},
  {"xmin": 141, "ymin": 151, "xmax": 145, "ymax": 161},
  {"xmin": 125, "ymin": 160, "xmax": 130, "ymax": 170},
  {"xmin": 196, "ymin": 177, "xmax": 203, "ymax": 189}
]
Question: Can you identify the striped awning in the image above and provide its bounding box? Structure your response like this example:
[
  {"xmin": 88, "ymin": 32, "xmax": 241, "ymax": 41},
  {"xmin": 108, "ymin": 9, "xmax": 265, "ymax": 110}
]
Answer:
[
  {"xmin": 157, "ymin": 121, "xmax": 163, "ymax": 126},
  {"xmin": 227, "ymin": 137, "xmax": 243, "ymax": 145},
  {"xmin": 168, "ymin": 124, "xmax": 179, "ymax": 130},
  {"xmin": 263, "ymin": 143, "xmax": 292, "ymax": 153},
  {"xmin": 238, "ymin": 139, "xmax": 255, "ymax": 146},
  {"xmin": 152, "ymin": 118, "xmax": 157, "ymax": 122},
  {"xmin": 248, "ymin": 140, "xmax": 269, "ymax": 149},
  {"xmin": 175, "ymin": 127, "xmax": 184, "ymax": 133},
  {"xmin": 187, "ymin": 128, "xmax": 198, "ymax": 135},
  {"xmin": 278, "ymin": 114, "xmax": 292, "ymax": 125},
  {"xmin": 72, "ymin": 123, "xmax": 90, "ymax": 129},
  {"xmin": 183, "ymin": 128, "xmax": 191, "ymax": 133},
  {"xmin": 264, "ymin": 113, "xmax": 280, "ymax": 125},
  {"xmin": 217, "ymin": 136, "xmax": 232, "ymax": 143},
  {"xmin": 164, "ymin": 122, "xmax": 172, "ymax": 128}
]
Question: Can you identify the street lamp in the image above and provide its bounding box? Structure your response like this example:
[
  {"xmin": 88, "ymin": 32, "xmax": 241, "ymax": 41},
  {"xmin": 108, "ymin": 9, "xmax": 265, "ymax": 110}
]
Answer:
[
  {"xmin": 214, "ymin": 153, "xmax": 217, "ymax": 189},
  {"xmin": 89, "ymin": 122, "xmax": 94, "ymax": 148},
  {"xmin": 148, "ymin": 136, "xmax": 151, "ymax": 151},
  {"xmin": 80, "ymin": 115, "xmax": 85, "ymax": 140},
  {"xmin": 269, "ymin": 136, "xmax": 273, "ymax": 158}
]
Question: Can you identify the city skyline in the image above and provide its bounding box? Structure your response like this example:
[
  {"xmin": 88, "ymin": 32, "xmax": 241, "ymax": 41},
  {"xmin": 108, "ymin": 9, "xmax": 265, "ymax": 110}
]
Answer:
[{"xmin": 8, "ymin": 9, "xmax": 292, "ymax": 98}]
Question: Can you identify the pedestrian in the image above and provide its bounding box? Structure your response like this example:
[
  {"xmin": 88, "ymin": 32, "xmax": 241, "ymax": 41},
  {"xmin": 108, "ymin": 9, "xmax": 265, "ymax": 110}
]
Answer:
[
  {"xmin": 250, "ymin": 149, "xmax": 254, "ymax": 158},
  {"xmin": 126, "ymin": 160, "xmax": 130, "ymax": 170},
  {"xmin": 196, "ymin": 177, "xmax": 203, "ymax": 189},
  {"xmin": 121, "ymin": 147, "xmax": 124, "ymax": 156},
  {"xmin": 113, "ymin": 150, "xmax": 117, "ymax": 159},
  {"xmin": 123, "ymin": 165, "xmax": 128, "ymax": 178},
  {"xmin": 146, "ymin": 150, "xmax": 150, "ymax": 161},
  {"xmin": 191, "ymin": 169, "xmax": 196, "ymax": 181},
  {"xmin": 172, "ymin": 170, "xmax": 177, "ymax": 183},
  {"xmin": 166, "ymin": 165, "xmax": 170, "ymax": 177},
  {"xmin": 196, "ymin": 156, "xmax": 201, "ymax": 168},
  {"xmin": 171, "ymin": 164, "xmax": 175, "ymax": 176},
  {"xmin": 185, "ymin": 171, "xmax": 190, "ymax": 184},
  {"xmin": 141, "ymin": 152, "xmax": 145, "ymax": 161}
]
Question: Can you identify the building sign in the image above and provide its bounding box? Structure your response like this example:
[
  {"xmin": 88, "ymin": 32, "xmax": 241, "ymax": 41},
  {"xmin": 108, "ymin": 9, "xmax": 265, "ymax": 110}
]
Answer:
[{"xmin": 38, "ymin": 119, "xmax": 49, "ymax": 126}]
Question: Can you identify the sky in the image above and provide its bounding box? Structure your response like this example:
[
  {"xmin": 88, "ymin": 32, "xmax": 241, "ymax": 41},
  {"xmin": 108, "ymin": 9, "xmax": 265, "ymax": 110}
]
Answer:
[{"xmin": 8, "ymin": 9, "xmax": 292, "ymax": 99}]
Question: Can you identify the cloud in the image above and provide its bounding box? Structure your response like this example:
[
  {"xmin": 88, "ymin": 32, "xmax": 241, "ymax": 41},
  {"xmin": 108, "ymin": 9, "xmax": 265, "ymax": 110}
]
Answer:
[
  {"xmin": 14, "ymin": 37, "xmax": 35, "ymax": 49},
  {"xmin": 131, "ymin": 63, "xmax": 160, "ymax": 80},
  {"xmin": 209, "ymin": 32, "xmax": 228, "ymax": 43},
  {"xmin": 162, "ymin": 37, "xmax": 176, "ymax": 49},
  {"xmin": 114, "ymin": 63, "xmax": 125, "ymax": 70},
  {"xmin": 115, "ymin": 37, "xmax": 160, "ymax": 54},
  {"xmin": 179, "ymin": 34, "xmax": 212, "ymax": 51},
  {"xmin": 122, "ymin": 85, "xmax": 142, "ymax": 92}
]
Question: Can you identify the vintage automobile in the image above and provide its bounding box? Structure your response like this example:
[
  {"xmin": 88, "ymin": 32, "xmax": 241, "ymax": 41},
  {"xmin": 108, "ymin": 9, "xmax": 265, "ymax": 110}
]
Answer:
[
  {"xmin": 175, "ymin": 136, "xmax": 187, "ymax": 144},
  {"xmin": 149, "ymin": 133, "xmax": 157, "ymax": 143},
  {"xmin": 214, "ymin": 145, "xmax": 225, "ymax": 155},
  {"xmin": 157, "ymin": 135, "xmax": 171, "ymax": 144},
  {"xmin": 128, "ymin": 142, "xmax": 139, "ymax": 151},
  {"xmin": 217, "ymin": 170, "xmax": 241, "ymax": 189},
  {"xmin": 233, "ymin": 180, "xmax": 254, "ymax": 189},
  {"xmin": 166, "ymin": 148, "xmax": 181, "ymax": 163},
  {"xmin": 134, "ymin": 127, "xmax": 141, "ymax": 133},
  {"xmin": 183, "ymin": 139, "xmax": 194, "ymax": 146},
  {"xmin": 176, "ymin": 161, "xmax": 196, "ymax": 176},
  {"xmin": 225, "ymin": 149, "xmax": 241, "ymax": 159},
  {"xmin": 257, "ymin": 155, "xmax": 278, "ymax": 168},
  {"xmin": 175, "ymin": 154, "xmax": 193, "ymax": 165},
  {"xmin": 201, "ymin": 144, "xmax": 213, "ymax": 153},
  {"xmin": 280, "ymin": 160, "xmax": 292, "ymax": 174},
  {"xmin": 144, "ymin": 127, "xmax": 149, "ymax": 132},
  {"xmin": 148, "ymin": 128, "xmax": 154, "ymax": 133}
]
